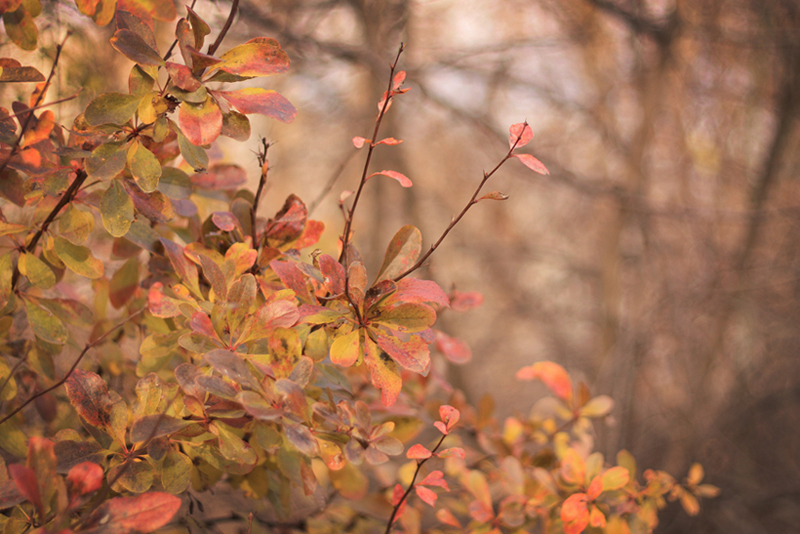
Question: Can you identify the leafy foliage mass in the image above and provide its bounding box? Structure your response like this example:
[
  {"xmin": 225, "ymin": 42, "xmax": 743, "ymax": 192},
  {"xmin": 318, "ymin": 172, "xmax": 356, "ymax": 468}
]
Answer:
[{"xmin": 0, "ymin": 2, "xmax": 717, "ymax": 534}]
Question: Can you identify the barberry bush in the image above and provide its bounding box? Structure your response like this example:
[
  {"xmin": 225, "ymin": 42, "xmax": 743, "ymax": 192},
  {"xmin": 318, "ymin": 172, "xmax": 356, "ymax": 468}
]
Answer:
[{"xmin": 0, "ymin": 2, "xmax": 718, "ymax": 533}]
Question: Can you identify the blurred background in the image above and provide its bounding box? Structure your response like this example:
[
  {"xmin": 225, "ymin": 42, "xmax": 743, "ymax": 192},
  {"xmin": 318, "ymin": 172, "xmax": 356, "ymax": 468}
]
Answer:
[{"xmin": 7, "ymin": 0, "xmax": 800, "ymax": 532}]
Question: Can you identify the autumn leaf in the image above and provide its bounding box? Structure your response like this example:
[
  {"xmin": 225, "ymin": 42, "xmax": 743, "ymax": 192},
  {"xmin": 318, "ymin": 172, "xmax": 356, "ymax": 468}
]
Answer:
[
  {"xmin": 375, "ymin": 225, "xmax": 421, "ymax": 282},
  {"xmin": 84, "ymin": 92, "xmax": 141, "ymax": 126},
  {"xmin": 215, "ymin": 87, "xmax": 296, "ymax": 123},
  {"xmin": 3, "ymin": 5, "xmax": 38, "ymax": 51},
  {"xmin": 516, "ymin": 360, "xmax": 573, "ymax": 403},
  {"xmin": 110, "ymin": 28, "xmax": 165, "ymax": 66},
  {"xmin": 512, "ymin": 153, "xmax": 549, "ymax": 175},
  {"xmin": 101, "ymin": 179, "xmax": 134, "ymax": 237},
  {"xmin": 367, "ymin": 170, "xmax": 412, "ymax": 188},
  {"xmin": 178, "ymin": 95, "xmax": 222, "ymax": 146},
  {"xmin": 82, "ymin": 492, "xmax": 181, "ymax": 534},
  {"xmin": 508, "ymin": 122, "xmax": 533, "ymax": 149},
  {"xmin": 217, "ymin": 38, "xmax": 289, "ymax": 77},
  {"xmin": 64, "ymin": 369, "xmax": 114, "ymax": 429},
  {"xmin": 406, "ymin": 444, "xmax": 431, "ymax": 459},
  {"xmin": 25, "ymin": 299, "xmax": 68, "ymax": 344},
  {"xmin": 415, "ymin": 485, "xmax": 437, "ymax": 506},
  {"xmin": 363, "ymin": 337, "xmax": 402, "ymax": 406}
]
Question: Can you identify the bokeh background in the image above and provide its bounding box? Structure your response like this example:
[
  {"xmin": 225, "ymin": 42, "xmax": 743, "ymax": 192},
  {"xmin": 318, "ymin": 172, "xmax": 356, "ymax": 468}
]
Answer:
[{"xmin": 7, "ymin": 0, "xmax": 800, "ymax": 532}]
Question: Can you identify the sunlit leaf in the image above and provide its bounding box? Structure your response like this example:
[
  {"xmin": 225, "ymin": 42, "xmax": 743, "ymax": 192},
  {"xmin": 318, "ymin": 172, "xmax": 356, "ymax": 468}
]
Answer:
[
  {"xmin": 216, "ymin": 87, "xmax": 296, "ymax": 123},
  {"xmin": 127, "ymin": 141, "xmax": 162, "ymax": 192},
  {"xmin": 508, "ymin": 122, "xmax": 533, "ymax": 149},
  {"xmin": 516, "ymin": 361, "xmax": 573, "ymax": 403},
  {"xmin": 54, "ymin": 236, "xmax": 104, "ymax": 279},
  {"xmin": 217, "ymin": 38, "xmax": 289, "ymax": 77},
  {"xmin": 178, "ymin": 95, "xmax": 222, "ymax": 146},
  {"xmin": 110, "ymin": 28, "xmax": 165, "ymax": 66},
  {"xmin": 329, "ymin": 329, "xmax": 360, "ymax": 367},
  {"xmin": 363, "ymin": 337, "xmax": 402, "ymax": 406},
  {"xmin": 580, "ymin": 395, "xmax": 614, "ymax": 418},
  {"xmin": 406, "ymin": 444, "xmax": 431, "ymax": 460},
  {"xmin": 58, "ymin": 204, "xmax": 94, "ymax": 245},
  {"xmin": 84, "ymin": 92, "xmax": 141, "ymax": 126},
  {"xmin": 601, "ymin": 466, "xmax": 630, "ymax": 491},
  {"xmin": 512, "ymin": 153, "xmax": 549, "ymax": 175}
]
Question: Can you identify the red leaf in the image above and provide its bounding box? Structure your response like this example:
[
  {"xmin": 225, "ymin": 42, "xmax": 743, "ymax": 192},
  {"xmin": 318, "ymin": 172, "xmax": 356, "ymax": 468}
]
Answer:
[
  {"xmin": 516, "ymin": 361, "xmax": 573, "ymax": 402},
  {"xmin": 406, "ymin": 444, "xmax": 432, "ymax": 460},
  {"xmin": 384, "ymin": 278, "xmax": 450, "ymax": 308},
  {"xmin": 367, "ymin": 170, "xmax": 412, "ymax": 188},
  {"xmin": 317, "ymin": 254, "xmax": 345, "ymax": 294},
  {"xmin": 508, "ymin": 122, "xmax": 533, "ymax": 149},
  {"xmin": 587, "ymin": 476, "xmax": 603, "ymax": 501},
  {"xmin": 436, "ymin": 508, "xmax": 462, "ymax": 528},
  {"xmin": 561, "ymin": 493, "xmax": 590, "ymax": 534},
  {"xmin": 84, "ymin": 492, "xmax": 181, "ymax": 534},
  {"xmin": 392, "ymin": 71, "xmax": 407, "ymax": 91},
  {"xmin": 419, "ymin": 470, "xmax": 449, "ymax": 491},
  {"xmin": 270, "ymin": 259, "xmax": 315, "ymax": 304},
  {"xmin": 67, "ymin": 462, "xmax": 104, "ymax": 496},
  {"xmin": 352, "ymin": 136, "xmax": 369, "ymax": 148},
  {"xmin": 211, "ymin": 211, "xmax": 241, "ymax": 232},
  {"xmin": 438, "ymin": 405, "xmax": 460, "ymax": 433},
  {"xmin": 216, "ymin": 88, "xmax": 296, "ymax": 123},
  {"xmin": 147, "ymin": 282, "xmax": 181, "ymax": 318},
  {"xmin": 64, "ymin": 369, "xmax": 114, "ymax": 428},
  {"xmin": 415, "ymin": 485, "xmax": 437, "ymax": 506},
  {"xmin": 449, "ymin": 290, "xmax": 483, "ymax": 312},
  {"xmin": 434, "ymin": 330, "xmax": 472, "ymax": 364},
  {"xmin": 376, "ymin": 137, "xmax": 402, "ymax": 146},
  {"xmin": 512, "ymin": 153, "xmax": 549, "ymax": 175},
  {"xmin": 178, "ymin": 95, "xmax": 222, "ymax": 146},
  {"xmin": 392, "ymin": 483, "xmax": 405, "ymax": 506},
  {"xmin": 8, "ymin": 465, "xmax": 42, "ymax": 516},
  {"xmin": 165, "ymin": 61, "xmax": 201, "ymax": 92},
  {"xmin": 192, "ymin": 163, "xmax": 247, "ymax": 190},
  {"xmin": 265, "ymin": 194, "xmax": 308, "ymax": 248},
  {"xmin": 374, "ymin": 330, "xmax": 430, "ymax": 374}
]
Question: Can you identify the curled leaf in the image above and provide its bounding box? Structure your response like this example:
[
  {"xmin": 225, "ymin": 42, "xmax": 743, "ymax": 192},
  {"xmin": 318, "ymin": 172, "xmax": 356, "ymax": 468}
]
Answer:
[{"xmin": 367, "ymin": 170, "xmax": 412, "ymax": 188}]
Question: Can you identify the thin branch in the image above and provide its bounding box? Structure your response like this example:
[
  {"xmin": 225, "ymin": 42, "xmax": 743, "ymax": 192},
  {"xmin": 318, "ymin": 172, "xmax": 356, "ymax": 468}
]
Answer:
[
  {"xmin": 4, "ymin": 92, "xmax": 82, "ymax": 122},
  {"xmin": 207, "ymin": 0, "xmax": 240, "ymax": 57},
  {"xmin": 392, "ymin": 127, "xmax": 528, "ymax": 281},
  {"xmin": 251, "ymin": 138, "xmax": 270, "ymax": 250},
  {"xmin": 10, "ymin": 169, "xmax": 89, "ymax": 289},
  {"xmin": 308, "ymin": 148, "xmax": 359, "ymax": 216},
  {"xmin": 384, "ymin": 434, "xmax": 447, "ymax": 534},
  {"xmin": 0, "ymin": 309, "xmax": 144, "ymax": 427},
  {"xmin": 0, "ymin": 32, "xmax": 71, "ymax": 179}
]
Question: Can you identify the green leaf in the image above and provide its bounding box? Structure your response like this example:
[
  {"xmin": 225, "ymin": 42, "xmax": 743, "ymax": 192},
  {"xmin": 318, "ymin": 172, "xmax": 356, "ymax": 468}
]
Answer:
[
  {"xmin": 109, "ymin": 459, "xmax": 154, "ymax": 494},
  {"xmin": 178, "ymin": 95, "xmax": 222, "ymax": 146},
  {"xmin": 161, "ymin": 449, "xmax": 191, "ymax": 494},
  {"xmin": 84, "ymin": 92, "xmax": 141, "ymax": 126},
  {"xmin": 157, "ymin": 166, "xmax": 192, "ymax": 199},
  {"xmin": 57, "ymin": 204, "xmax": 94, "ymax": 245},
  {"xmin": 101, "ymin": 179, "xmax": 134, "ymax": 237},
  {"xmin": 53, "ymin": 236, "xmax": 104, "ymax": 279},
  {"xmin": 580, "ymin": 395, "xmax": 614, "ymax": 418},
  {"xmin": 127, "ymin": 140, "xmax": 162, "ymax": 192},
  {"xmin": 217, "ymin": 38, "xmax": 289, "ymax": 77},
  {"xmin": 128, "ymin": 64, "xmax": 155, "ymax": 96},
  {"xmin": 24, "ymin": 299, "xmax": 68, "ymax": 344},
  {"xmin": 85, "ymin": 141, "xmax": 127, "ymax": 180},
  {"xmin": 216, "ymin": 88, "xmax": 296, "ymax": 123},
  {"xmin": 211, "ymin": 421, "xmax": 258, "ymax": 467},
  {"xmin": 175, "ymin": 123, "xmax": 208, "ymax": 171},
  {"xmin": 18, "ymin": 253, "xmax": 55, "ymax": 289},
  {"xmin": 110, "ymin": 28, "xmax": 164, "ymax": 66},
  {"xmin": 373, "ymin": 303, "xmax": 436, "ymax": 333},
  {"xmin": 3, "ymin": 5, "xmax": 37, "ymax": 51},
  {"xmin": 0, "ymin": 421, "xmax": 27, "ymax": 457},
  {"xmin": 601, "ymin": 466, "xmax": 630, "ymax": 491},
  {"xmin": 375, "ymin": 225, "xmax": 421, "ymax": 282},
  {"xmin": 185, "ymin": 6, "xmax": 210, "ymax": 50}
]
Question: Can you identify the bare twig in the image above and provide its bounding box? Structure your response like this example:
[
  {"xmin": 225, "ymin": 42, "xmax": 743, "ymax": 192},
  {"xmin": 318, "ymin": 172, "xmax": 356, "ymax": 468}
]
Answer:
[
  {"xmin": 251, "ymin": 138, "xmax": 270, "ymax": 249},
  {"xmin": 207, "ymin": 0, "xmax": 240, "ymax": 57},
  {"xmin": 392, "ymin": 126, "xmax": 529, "ymax": 281},
  {"xmin": 0, "ymin": 309, "xmax": 144, "ymax": 427},
  {"xmin": 4, "ymin": 92, "xmax": 82, "ymax": 122}
]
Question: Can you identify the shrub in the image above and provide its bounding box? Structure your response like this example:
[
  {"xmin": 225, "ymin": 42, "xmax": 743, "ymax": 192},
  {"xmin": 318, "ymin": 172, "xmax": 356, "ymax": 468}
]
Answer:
[{"xmin": 0, "ymin": 2, "xmax": 717, "ymax": 533}]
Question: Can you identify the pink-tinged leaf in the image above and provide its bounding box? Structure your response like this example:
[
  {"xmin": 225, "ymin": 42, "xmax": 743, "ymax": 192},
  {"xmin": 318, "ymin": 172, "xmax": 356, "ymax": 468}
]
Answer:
[
  {"xmin": 406, "ymin": 444, "xmax": 432, "ymax": 460},
  {"xmin": 190, "ymin": 311, "xmax": 219, "ymax": 340},
  {"xmin": 376, "ymin": 137, "xmax": 402, "ymax": 146},
  {"xmin": 216, "ymin": 88, "xmax": 296, "ymax": 123},
  {"xmin": 147, "ymin": 282, "xmax": 181, "ymax": 318},
  {"xmin": 436, "ymin": 508, "xmax": 462, "ymax": 528},
  {"xmin": 516, "ymin": 361, "xmax": 573, "ymax": 403},
  {"xmin": 385, "ymin": 278, "xmax": 450, "ymax": 308},
  {"xmin": 560, "ymin": 448, "xmax": 586, "ymax": 486},
  {"xmin": 513, "ymin": 153, "xmax": 549, "ymax": 175},
  {"xmin": 160, "ymin": 238, "xmax": 201, "ymax": 297},
  {"xmin": 589, "ymin": 505, "xmax": 606, "ymax": 528},
  {"xmin": 374, "ymin": 330, "xmax": 430, "ymax": 374},
  {"xmin": 265, "ymin": 194, "xmax": 308, "ymax": 248},
  {"xmin": 178, "ymin": 95, "xmax": 222, "ymax": 146},
  {"xmin": 83, "ymin": 492, "xmax": 181, "ymax": 534},
  {"xmin": 8, "ymin": 464, "xmax": 42, "ymax": 516},
  {"xmin": 363, "ymin": 337, "xmax": 402, "ymax": 407},
  {"xmin": 192, "ymin": 163, "xmax": 246, "ymax": 190},
  {"xmin": 392, "ymin": 71, "xmax": 407, "ymax": 91},
  {"xmin": 187, "ymin": 46, "xmax": 222, "ymax": 70},
  {"xmin": 217, "ymin": 37, "xmax": 289, "ymax": 77},
  {"xmin": 367, "ymin": 170, "xmax": 412, "ymax": 188},
  {"xmin": 165, "ymin": 61, "xmax": 201, "ymax": 92},
  {"xmin": 211, "ymin": 211, "xmax": 241, "ymax": 232},
  {"xmin": 419, "ymin": 470, "xmax": 449, "ymax": 490},
  {"xmin": 508, "ymin": 122, "xmax": 533, "ymax": 150},
  {"xmin": 449, "ymin": 290, "xmax": 483, "ymax": 312},
  {"xmin": 117, "ymin": 0, "xmax": 176, "ymax": 22},
  {"xmin": 434, "ymin": 330, "xmax": 472, "ymax": 364},
  {"xmin": 468, "ymin": 500, "xmax": 494, "ymax": 523},
  {"xmin": 352, "ymin": 136, "xmax": 369, "ymax": 148},
  {"xmin": 64, "ymin": 369, "xmax": 114, "ymax": 429},
  {"xmin": 239, "ymin": 300, "xmax": 300, "ymax": 344},
  {"xmin": 415, "ymin": 485, "xmax": 437, "ymax": 507},
  {"xmin": 110, "ymin": 29, "xmax": 165, "ymax": 67},
  {"xmin": 66, "ymin": 462, "xmax": 104, "ymax": 496},
  {"xmin": 270, "ymin": 259, "xmax": 315, "ymax": 304},
  {"xmin": 437, "ymin": 447, "xmax": 466, "ymax": 460},
  {"xmin": 438, "ymin": 405, "xmax": 460, "ymax": 433}
]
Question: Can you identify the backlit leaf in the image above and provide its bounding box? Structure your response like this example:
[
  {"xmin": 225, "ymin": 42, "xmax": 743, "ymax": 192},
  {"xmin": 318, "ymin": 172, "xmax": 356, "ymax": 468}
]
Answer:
[
  {"xmin": 363, "ymin": 337, "xmax": 402, "ymax": 406},
  {"xmin": 415, "ymin": 485, "xmax": 437, "ymax": 506},
  {"xmin": 84, "ymin": 92, "xmax": 141, "ymax": 126},
  {"xmin": 216, "ymin": 88, "xmax": 296, "ymax": 123},
  {"xmin": 561, "ymin": 493, "xmax": 589, "ymax": 534},
  {"xmin": 82, "ymin": 492, "xmax": 181, "ymax": 534},
  {"xmin": 406, "ymin": 444, "xmax": 431, "ymax": 459},
  {"xmin": 217, "ymin": 38, "xmax": 289, "ymax": 77},
  {"xmin": 178, "ymin": 95, "xmax": 222, "ymax": 146},
  {"xmin": 367, "ymin": 170, "xmax": 412, "ymax": 188},
  {"xmin": 508, "ymin": 122, "xmax": 533, "ymax": 149},
  {"xmin": 54, "ymin": 236, "xmax": 104, "ymax": 279},
  {"xmin": 516, "ymin": 361, "xmax": 573, "ymax": 403},
  {"xmin": 512, "ymin": 153, "xmax": 549, "ymax": 175},
  {"xmin": 25, "ymin": 299, "xmax": 68, "ymax": 344},
  {"xmin": 101, "ymin": 179, "xmax": 134, "ymax": 237},
  {"xmin": 110, "ymin": 28, "xmax": 164, "ymax": 66}
]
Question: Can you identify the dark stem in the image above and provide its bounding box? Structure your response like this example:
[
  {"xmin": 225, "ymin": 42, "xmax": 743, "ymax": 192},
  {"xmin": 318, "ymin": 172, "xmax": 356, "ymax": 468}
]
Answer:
[
  {"xmin": 384, "ymin": 433, "xmax": 447, "ymax": 534},
  {"xmin": 0, "ymin": 309, "xmax": 143, "ymax": 427},
  {"xmin": 0, "ymin": 32, "xmax": 70, "ymax": 179},
  {"xmin": 10, "ymin": 170, "xmax": 88, "ymax": 290},
  {"xmin": 207, "ymin": 0, "xmax": 240, "ymax": 57},
  {"xmin": 393, "ymin": 125, "xmax": 528, "ymax": 281},
  {"xmin": 251, "ymin": 138, "xmax": 270, "ymax": 249}
]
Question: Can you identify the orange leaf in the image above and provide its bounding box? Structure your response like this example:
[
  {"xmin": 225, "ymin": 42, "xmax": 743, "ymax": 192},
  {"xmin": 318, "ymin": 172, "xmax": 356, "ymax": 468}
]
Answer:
[
  {"xmin": 561, "ymin": 493, "xmax": 589, "ymax": 534},
  {"xmin": 84, "ymin": 492, "xmax": 182, "ymax": 534},
  {"xmin": 419, "ymin": 470, "xmax": 449, "ymax": 490},
  {"xmin": 363, "ymin": 336, "xmax": 402, "ymax": 406},
  {"xmin": 415, "ymin": 485, "xmax": 437, "ymax": 506},
  {"xmin": 587, "ymin": 476, "xmax": 603, "ymax": 501},
  {"xmin": 178, "ymin": 95, "xmax": 222, "ymax": 146},
  {"xmin": 217, "ymin": 37, "xmax": 289, "ymax": 77},
  {"xmin": 436, "ymin": 508, "xmax": 462, "ymax": 528},
  {"xmin": 406, "ymin": 444, "xmax": 432, "ymax": 459},
  {"xmin": 516, "ymin": 361, "xmax": 573, "ymax": 403},
  {"xmin": 352, "ymin": 136, "xmax": 369, "ymax": 148},
  {"xmin": 367, "ymin": 170, "xmax": 412, "ymax": 188}
]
